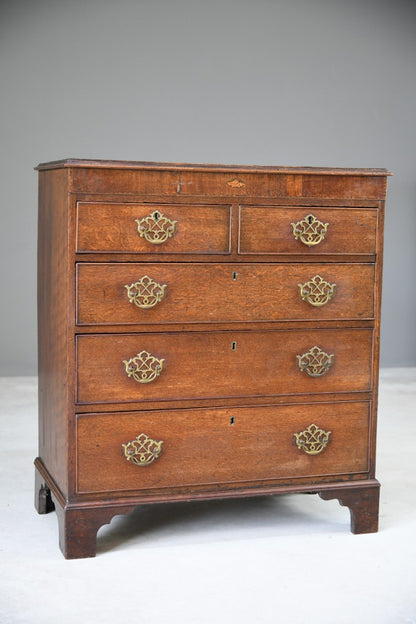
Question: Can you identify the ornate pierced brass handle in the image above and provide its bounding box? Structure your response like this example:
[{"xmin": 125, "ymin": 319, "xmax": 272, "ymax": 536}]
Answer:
[
  {"xmin": 297, "ymin": 346, "xmax": 334, "ymax": 377},
  {"xmin": 123, "ymin": 350, "xmax": 165, "ymax": 383},
  {"xmin": 298, "ymin": 275, "xmax": 336, "ymax": 307},
  {"xmin": 135, "ymin": 210, "xmax": 177, "ymax": 244},
  {"xmin": 125, "ymin": 276, "xmax": 167, "ymax": 309},
  {"xmin": 291, "ymin": 214, "xmax": 329, "ymax": 247},
  {"xmin": 122, "ymin": 433, "xmax": 163, "ymax": 466},
  {"xmin": 294, "ymin": 424, "xmax": 331, "ymax": 455}
]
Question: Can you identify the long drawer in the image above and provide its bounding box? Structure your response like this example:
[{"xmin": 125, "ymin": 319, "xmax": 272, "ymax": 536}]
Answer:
[
  {"xmin": 239, "ymin": 206, "xmax": 378, "ymax": 255},
  {"xmin": 76, "ymin": 401, "xmax": 370, "ymax": 494},
  {"xmin": 76, "ymin": 329, "xmax": 373, "ymax": 404},
  {"xmin": 76, "ymin": 262, "xmax": 375, "ymax": 325}
]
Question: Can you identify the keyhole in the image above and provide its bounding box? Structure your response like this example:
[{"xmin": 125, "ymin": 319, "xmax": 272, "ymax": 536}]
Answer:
[
  {"xmin": 154, "ymin": 211, "xmax": 160, "ymax": 221},
  {"xmin": 230, "ymin": 416, "xmax": 235, "ymax": 425},
  {"xmin": 232, "ymin": 271, "xmax": 238, "ymax": 281},
  {"xmin": 307, "ymin": 215, "xmax": 313, "ymax": 224},
  {"xmin": 231, "ymin": 341, "xmax": 237, "ymax": 350}
]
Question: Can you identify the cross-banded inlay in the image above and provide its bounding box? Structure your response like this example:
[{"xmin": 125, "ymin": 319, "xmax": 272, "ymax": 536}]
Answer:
[
  {"xmin": 123, "ymin": 350, "xmax": 165, "ymax": 383},
  {"xmin": 125, "ymin": 276, "xmax": 167, "ymax": 309},
  {"xmin": 297, "ymin": 346, "xmax": 334, "ymax": 377},
  {"xmin": 291, "ymin": 214, "xmax": 329, "ymax": 247},
  {"xmin": 298, "ymin": 275, "xmax": 336, "ymax": 307},
  {"xmin": 122, "ymin": 433, "xmax": 164, "ymax": 466},
  {"xmin": 294, "ymin": 423, "xmax": 331, "ymax": 455},
  {"xmin": 135, "ymin": 210, "xmax": 177, "ymax": 244}
]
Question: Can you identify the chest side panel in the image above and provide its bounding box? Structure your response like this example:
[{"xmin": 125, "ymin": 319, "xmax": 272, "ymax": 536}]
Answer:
[{"xmin": 37, "ymin": 169, "xmax": 73, "ymax": 496}]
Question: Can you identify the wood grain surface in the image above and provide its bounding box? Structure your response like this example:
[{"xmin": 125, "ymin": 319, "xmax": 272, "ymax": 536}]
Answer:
[
  {"xmin": 76, "ymin": 202, "xmax": 231, "ymax": 254},
  {"xmin": 76, "ymin": 328, "xmax": 373, "ymax": 404},
  {"xmin": 239, "ymin": 206, "xmax": 378, "ymax": 254},
  {"xmin": 36, "ymin": 160, "xmax": 388, "ymax": 556},
  {"xmin": 76, "ymin": 401, "xmax": 370, "ymax": 494},
  {"xmin": 76, "ymin": 262, "xmax": 375, "ymax": 326}
]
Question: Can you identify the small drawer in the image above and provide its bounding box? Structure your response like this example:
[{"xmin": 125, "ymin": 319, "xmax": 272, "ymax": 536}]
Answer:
[
  {"xmin": 76, "ymin": 329, "xmax": 373, "ymax": 404},
  {"xmin": 239, "ymin": 206, "xmax": 378, "ymax": 255},
  {"xmin": 76, "ymin": 202, "xmax": 231, "ymax": 254},
  {"xmin": 76, "ymin": 401, "xmax": 370, "ymax": 494},
  {"xmin": 76, "ymin": 262, "xmax": 375, "ymax": 325}
]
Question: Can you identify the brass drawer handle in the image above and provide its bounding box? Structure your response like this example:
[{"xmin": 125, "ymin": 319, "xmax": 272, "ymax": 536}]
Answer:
[
  {"xmin": 297, "ymin": 346, "xmax": 334, "ymax": 377},
  {"xmin": 294, "ymin": 423, "xmax": 331, "ymax": 455},
  {"xmin": 122, "ymin": 433, "xmax": 163, "ymax": 466},
  {"xmin": 291, "ymin": 214, "xmax": 329, "ymax": 247},
  {"xmin": 125, "ymin": 276, "xmax": 167, "ymax": 309},
  {"xmin": 135, "ymin": 210, "xmax": 177, "ymax": 244},
  {"xmin": 298, "ymin": 275, "xmax": 336, "ymax": 307},
  {"xmin": 123, "ymin": 350, "xmax": 165, "ymax": 383}
]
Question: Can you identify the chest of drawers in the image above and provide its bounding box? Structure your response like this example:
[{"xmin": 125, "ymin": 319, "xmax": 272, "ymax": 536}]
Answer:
[{"xmin": 34, "ymin": 160, "xmax": 390, "ymax": 558}]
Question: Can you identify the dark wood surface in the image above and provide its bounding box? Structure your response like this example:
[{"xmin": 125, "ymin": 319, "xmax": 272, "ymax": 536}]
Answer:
[
  {"xmin": 239, "ymin": 206, "xmax": 378, "ymax": 255},
  {"xmin": 76, "ymin": 329, "xmax": 373, "ymax": 405},
  {"xmin": 34, "ymin": 464, "xmax": 55, "ymax": 514},
  {"xmin": 76, "ymin": 202, "xmax": 231, "ymax": 254},
  {"xmin": 76, "ymin": 262, "xmax": 375, "ymax": 326},
  {"xmin": 319, "ymin": 483, "xmax": 380, "ymax": 534},
  {"xmin": 36, "ymin": 160, "xmax": 388, "ymax": 557},
  {"xmin": 76, "ymin": 401, "xmax": 370, "ymax": 495},
  {"xmin": 34, "ymin": 160, "xmax": 390, "ymax": 199},
  {"xmin": 35, "ymin": 460, "xmax": 381, "ymax": 558},
  {"xmin": 36, "ymin": 158, "xmax": 391, "ymax": 175},
  {"xmin": 37, "ymin": 168, "xmax": 74, "ymax": 497}
]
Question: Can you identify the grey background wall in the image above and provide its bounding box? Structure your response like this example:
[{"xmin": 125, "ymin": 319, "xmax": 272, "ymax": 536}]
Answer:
[{"xmin": 1, "ymin": 0, "xmax": 415, "ymax": 374}]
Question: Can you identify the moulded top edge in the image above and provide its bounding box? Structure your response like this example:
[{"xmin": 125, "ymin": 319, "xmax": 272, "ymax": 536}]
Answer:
[{"xmin": 35, "ymin": 158, "xmax": 392, "ymax": 176}]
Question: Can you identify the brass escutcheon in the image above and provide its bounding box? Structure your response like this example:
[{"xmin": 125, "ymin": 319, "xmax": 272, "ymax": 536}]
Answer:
[
  {"xmin": 294, "ymin": 423, "xmax": 331, "ymax": 455},
  {"xmin": 298, "ymin": 275, "xmax": 336, "ymax": 307},
  {"xmin": 135, "ymin": 210, "xmax": 177, "ymax": 244},
  {"xmin": 297, "ymin": 346, "xmax": 334, "ymax": 377},
  {"xmin": 125, "ymin": 276, "xmax": 167, "ymax": 309},
  {"xmin": 291, "ymin": 214, "xmax": 329, "ymax": 247},
  {"xmin": 122, "ymin": 433, "xmax": 164, "ymax": 466},
  {"xmin": 123, "ymin": 350, "xmax": 165, "ymax": 383}
]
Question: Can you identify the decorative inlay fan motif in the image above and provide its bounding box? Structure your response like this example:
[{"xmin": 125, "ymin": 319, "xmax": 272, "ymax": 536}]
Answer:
[{"xmin": 227, "ymin": 178, "xmax": 246, "ymax": 188}]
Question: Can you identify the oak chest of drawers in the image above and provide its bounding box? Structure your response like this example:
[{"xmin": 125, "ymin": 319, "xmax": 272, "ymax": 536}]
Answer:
[{"xmin": 35, "ymin": 159, "xmax": 390, "ymax": 558}]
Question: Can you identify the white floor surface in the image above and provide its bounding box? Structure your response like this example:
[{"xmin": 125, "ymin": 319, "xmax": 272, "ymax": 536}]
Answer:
[{"xmin": 1, "ymin": 369, "xmax": 415, "ymax": 624}]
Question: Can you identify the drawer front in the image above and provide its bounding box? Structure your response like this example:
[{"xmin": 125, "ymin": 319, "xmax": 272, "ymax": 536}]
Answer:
[
  {"xmin": 76, "ymin": 262, "xmax": 375, "ymax": 325},
  {"xmin": 69, "ymin": 166, "xmax": 388, "ymax": 200},
  {"xmin": 76, "ymin": 402, "xmax": 370, "ymax": 494},
  {"xmin": 76, "ymin": 202, "xmax": 231, "ymax": 254},
  {"xmin": 239, "ymin": 206, "xmax": 377, "ymax": 255},
  {"xmin": 76, "ymin": 329, "xmax": 373, "ymax": 404}
]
